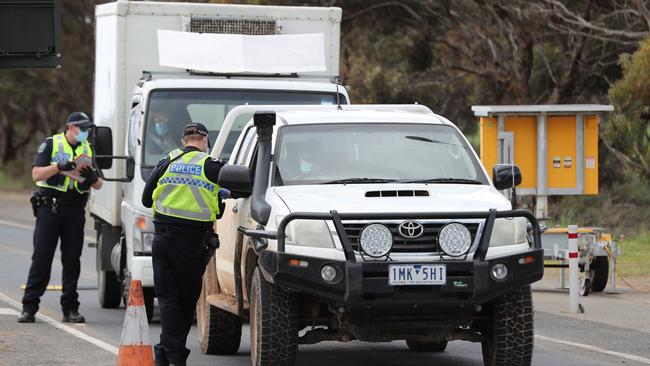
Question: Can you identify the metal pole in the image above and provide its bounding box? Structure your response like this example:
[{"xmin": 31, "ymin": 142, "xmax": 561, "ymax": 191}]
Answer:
[{"xmin": 568, "ymin": 225, "xmax": 580, "ymax": 313}]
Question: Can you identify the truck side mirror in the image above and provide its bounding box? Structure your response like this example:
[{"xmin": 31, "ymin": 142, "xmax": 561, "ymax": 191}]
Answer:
[
  {"xmin": 125, "ymin": 156, "xmax": 135, "ymax": 181},
  {"xmin": 492, "ymin": 164, "xmax": 522, "ymax": 190},
  {"xmin": 218, "ymin": 165, "xmax": 252, "ymax": 198},
  {"xmin": 92, "ymin": 126, "xmax": 114, "ymax": 170}
]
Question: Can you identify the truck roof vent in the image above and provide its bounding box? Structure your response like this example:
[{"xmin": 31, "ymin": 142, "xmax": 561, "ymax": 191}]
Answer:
[
  {"xmin": 365, "ymin": 190, "xmax": 430, "ymax": 198},
  {"xmin": 187, "ymin": 17, "xmax": 280, "ymax": 35}
]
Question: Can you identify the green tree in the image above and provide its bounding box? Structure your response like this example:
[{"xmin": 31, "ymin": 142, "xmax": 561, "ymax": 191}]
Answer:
[{"xmin": 605, "ymin": 37, "xmax": 650, "ymax": 180}]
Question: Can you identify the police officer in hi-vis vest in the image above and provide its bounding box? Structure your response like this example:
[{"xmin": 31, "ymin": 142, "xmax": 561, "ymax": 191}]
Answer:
[
  {"xmin": 18, "ymin": 112, "xmax": 103, "ymax": 324},
  {"xmin": 142, "ymin": 123, "xmax": 231, "ymax": 366}
]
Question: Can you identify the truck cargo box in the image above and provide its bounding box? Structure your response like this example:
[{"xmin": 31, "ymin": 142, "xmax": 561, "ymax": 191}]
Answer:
[{"xmin": 90, "ymin": 1, "xmax": 342, "ymax": 226}]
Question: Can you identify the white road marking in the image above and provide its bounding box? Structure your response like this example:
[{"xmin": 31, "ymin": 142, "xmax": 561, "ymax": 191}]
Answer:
[
  {"xmin": 536, "ymin": 334, "xmax": 650, "ymax": 364},
  {"xmin": 0, "ymin": 291, "xmax": 119, "ymax": 355},
  {"xmin": 0, "ymin": 218, "xmax": 95, "ymax": 242},
  {"xmin": 0, "ymin": 219, "xmax": 33, "ymax": 231},
  {"xmin": 0, "ymin": 307, "xmax": 19, "ymax": 315}
]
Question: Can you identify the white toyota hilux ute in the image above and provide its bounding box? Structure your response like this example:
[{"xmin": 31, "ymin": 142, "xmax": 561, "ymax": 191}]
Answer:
[{"xmin": 198, "ymin": 105, "xmax": 544, "ymax": 366}]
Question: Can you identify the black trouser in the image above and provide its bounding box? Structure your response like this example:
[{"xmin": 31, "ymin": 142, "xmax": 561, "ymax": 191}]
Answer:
[
  {"xmin": 22, "ymin": 204, "xmax": 85, "ymax": 314},
  {"xmin": 152, "ymin": 223, "xmax": 207, "ymax": 364}
]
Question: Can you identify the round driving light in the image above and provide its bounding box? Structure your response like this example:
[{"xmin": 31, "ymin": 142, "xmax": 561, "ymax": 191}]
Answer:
[
  {"xmin": 359, "ymin": 223, "xmax": 393, "ymax": 258},
  {"xmin": 438, "ymin": 223, "xmax": 472, "ymax": 257},
  {"xmin": 491, "ymin": 263, "xmax": 509, "ymax": 281},
  {"xmin": 321, "ymin": 265, "xmax": 338, "ymax": 283}
]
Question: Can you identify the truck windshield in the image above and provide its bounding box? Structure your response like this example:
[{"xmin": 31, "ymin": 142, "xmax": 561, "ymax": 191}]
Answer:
[
  {"xmin": 142, "ymin": 89, "xmax": 345, "ymax": 167},
  {"xmin": 275, "ymin": 123, "xmax": 488, "ymax": 186}
]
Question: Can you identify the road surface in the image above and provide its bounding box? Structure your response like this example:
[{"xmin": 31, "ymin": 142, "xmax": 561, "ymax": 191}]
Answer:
[{"xmin": 0, "ymin": 192, "xmax": 648, "ymax": 365}]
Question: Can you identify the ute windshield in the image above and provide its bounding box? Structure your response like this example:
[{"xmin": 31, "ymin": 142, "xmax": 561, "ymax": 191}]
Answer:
[
  {"xmin": 142, "ymin": 89, "xmax": 345, "ymax": 167},
  {"xmin": 275, "ymin": 123, "xmax": 488, "ymax": 186}
]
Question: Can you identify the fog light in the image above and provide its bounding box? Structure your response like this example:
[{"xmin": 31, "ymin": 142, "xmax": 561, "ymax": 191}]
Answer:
[
  {"xmin": 359, "ymin": 223, "xmax": 393, "ymax": 258},
  {"xmin": 321, "ymin": 265, "xmax": 338, "ymax": 283},
  {"xmin": 491, "ymin": 263, "xmax": 509, "ymax": 281}
]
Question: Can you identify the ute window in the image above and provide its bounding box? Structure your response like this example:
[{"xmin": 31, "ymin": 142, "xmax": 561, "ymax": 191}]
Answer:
[
  {"xmin": 142, "ymin": 89, "xmax": 346, "ymax": 168},
  {"xmin": 275, "ymin": 123, "xmax": 488, "ymax": 186}
]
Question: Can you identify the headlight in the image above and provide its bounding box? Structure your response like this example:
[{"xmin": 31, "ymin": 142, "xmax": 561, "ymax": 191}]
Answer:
[
  {"xmin": 133, "ymin": 214, "xmax": 154, "ymax": 253},
  {"xmin": 285, "ymin": 219, "xmax": 335, "ymax": 248},
  {"xmin": 359, "ymin": 223, "xmax": 393, "ymax": 258},
  {"xmin": 142, "ymin": 233, "xmax": 154, "ymax": 252},
  {"xmin": 438, "ymin": 223, "xmax": 472, "ymax": 256},
  {"xmin": 490, "ymin": 218, "xmax": 528, "ymax": 247}
]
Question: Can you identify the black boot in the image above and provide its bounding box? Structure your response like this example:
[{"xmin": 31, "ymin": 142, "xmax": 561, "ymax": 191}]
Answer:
[
  {"xmin": 17, "ymin": 311, "xmax": 35, "ymax": 323},
  {"xmin": 62, "ymin": 310, "xmax": 85, "ymax": 323}
]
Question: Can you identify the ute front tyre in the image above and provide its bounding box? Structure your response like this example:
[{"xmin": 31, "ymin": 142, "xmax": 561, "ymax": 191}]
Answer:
[
  {"xmin": 481, "ymin": 286, "xmax": 534, "ymax": 366},
  {"xmin": 406, "ymin": 340, "xmax": 448, "ymax": 352},
  {"xmin": 250, "ymin": 267, "xmax": 298, "ymax": 366}
]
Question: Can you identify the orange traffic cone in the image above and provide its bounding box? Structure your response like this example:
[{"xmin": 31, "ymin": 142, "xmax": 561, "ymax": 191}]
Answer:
[{"xmin": 117, "ymin": 280, "xmax": 154, "ymax": 366}]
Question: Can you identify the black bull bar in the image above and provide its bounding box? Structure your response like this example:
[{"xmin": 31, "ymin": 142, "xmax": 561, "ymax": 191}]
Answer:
[{"xmin": 268, "ymin": 209, "xmax": 542, "ymax": 261}]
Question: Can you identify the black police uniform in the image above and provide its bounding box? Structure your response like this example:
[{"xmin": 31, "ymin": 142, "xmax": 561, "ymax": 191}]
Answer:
[
  {"xmin": 21, "ymin": 136, "xmax": 96, "ymax": 321},
  {"xmin": 142, "ymin": 145, "xmax": 225, "ymax": 365}
]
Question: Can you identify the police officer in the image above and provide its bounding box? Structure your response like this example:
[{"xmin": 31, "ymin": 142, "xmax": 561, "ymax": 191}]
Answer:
[
  {"xmin": 18, "ymin": 112, "xmax": 103, "ymax": 323},
  {"xmin": 142, "ymin": 123, "xmax": 229, "ymax": 366}
]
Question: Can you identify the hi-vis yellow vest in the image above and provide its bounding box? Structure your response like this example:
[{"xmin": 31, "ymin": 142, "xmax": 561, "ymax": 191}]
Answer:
[
  {"xmin": 36, "ymin": 133, "xmax": 92, "ymax": 193},
  {"xmin": 152, "ymin": 149, "xmax": 220, "ymax": 222}
]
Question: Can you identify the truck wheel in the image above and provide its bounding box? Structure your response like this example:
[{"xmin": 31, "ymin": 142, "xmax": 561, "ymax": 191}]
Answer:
[
  {"xmin": 406, "ymin": 340, "xmax": 447, "ymax": 352},
  {"xmin": 250, "ymin": 267, "xmax": 298, "ymax": 366},
  {"xmin": 143, "ymin": 287, "xmax": 155, "ymax": 322},
  {"xmin": 590, "ymin": 257, "xmax": 609, "ymax": 292},
  {"xmin": 197, "ymin": 278, "xmax": 242, "ymax": 354},
  {"xmin": 481, "ymin": 286, "xmax": 534, "ymax": 366},
  {"xmin": 97, "ymin": 270, "xmax": 121, "ymax": 308}
]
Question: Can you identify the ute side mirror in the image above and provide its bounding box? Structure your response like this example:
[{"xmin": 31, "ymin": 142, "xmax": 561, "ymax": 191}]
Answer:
[
  {"xmin": 218, "ymin": 165, "xmax": 252, "ymax": 198},
  {"xmin": 492, "ymin": 164, "xmax": 522, "ymax": 190},
  {"xmin": 92, "ymin": 126, "xmax": 113, "ymax": 170}
]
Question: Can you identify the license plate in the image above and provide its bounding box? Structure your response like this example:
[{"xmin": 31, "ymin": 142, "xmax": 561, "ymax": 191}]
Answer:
[{"xmin": 388, "ymin": 264, "xmax": 446, "ymax": 286}]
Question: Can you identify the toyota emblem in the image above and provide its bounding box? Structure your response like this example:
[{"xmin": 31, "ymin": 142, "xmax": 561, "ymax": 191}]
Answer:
[{"xmin": 398, "ymin": 221, "xmax": 424, "ymax": 239}]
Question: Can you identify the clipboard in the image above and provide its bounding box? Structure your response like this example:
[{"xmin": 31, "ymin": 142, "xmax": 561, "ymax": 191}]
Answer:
[{"xmin": 60, "ymin": 154, "xmax": 93, "ymax": 183}]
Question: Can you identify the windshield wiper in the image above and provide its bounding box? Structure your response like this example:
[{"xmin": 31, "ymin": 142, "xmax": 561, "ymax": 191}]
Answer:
[
  {"xmin": 401, "ymin": 178, "xmax": 484, "ymax": 184},
  {"xmin": 323, "ymin": 178, "xmax": 398, "ymax": 184},
  {"xmin": 405, "ymin": 135, "xmax": 463, "ymax": 147}
]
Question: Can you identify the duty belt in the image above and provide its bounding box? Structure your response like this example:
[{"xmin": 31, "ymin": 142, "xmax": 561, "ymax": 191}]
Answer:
[{"xmin": 31, "ymin": 192, "xmax": 85, "ymax": 215}]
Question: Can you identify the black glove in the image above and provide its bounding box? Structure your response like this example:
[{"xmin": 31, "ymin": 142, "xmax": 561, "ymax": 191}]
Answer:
[
  {"xmin": 57, "ymin": 161, "xmax": 76, "ymax": 172},
  {"xmin": 80, "ymin": 166, "xmax": 99, "ymax": 185}
]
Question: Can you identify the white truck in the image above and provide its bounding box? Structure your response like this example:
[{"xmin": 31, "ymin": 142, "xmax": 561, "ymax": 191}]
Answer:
[
  {"xmin": 198, "ymin": 105, "xmax": 545, "ymax": 366},
  {"xmin": 89, "ymin": 1, "xmax": 348, "ymax": 319}
]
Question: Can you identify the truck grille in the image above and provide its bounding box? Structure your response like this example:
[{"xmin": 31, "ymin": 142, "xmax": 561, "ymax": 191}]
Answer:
[
  {"xmin": 342, "ymin": 222, "xmax": 480, "ymax": 253},
  {"xmin": 188, "ymin": 17, "xmax": 279, "ymax": 35}
]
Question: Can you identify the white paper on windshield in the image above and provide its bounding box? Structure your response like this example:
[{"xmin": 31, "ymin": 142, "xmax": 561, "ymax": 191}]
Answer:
[{"xmin": 157, "ymin": 30, "xmax": 326, "ymax": 74}]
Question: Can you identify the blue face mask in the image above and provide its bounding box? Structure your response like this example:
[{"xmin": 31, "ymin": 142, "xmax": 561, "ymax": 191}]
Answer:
[
  {"xmin": 155, "ymin": 122, "xmax": 169, "ymax": 136},
  {"xmin": 76, "ymin": 130, "xmax": 89, "ymax": 143},
  {"xmin": 300, "ymin": 161, "xmax": 316, "ymax": 173}
]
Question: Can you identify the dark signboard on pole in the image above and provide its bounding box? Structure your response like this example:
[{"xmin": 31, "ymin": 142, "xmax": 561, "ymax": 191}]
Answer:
[{"xmin": 0, "ymin": 0, "xmax": 62, "ymax": 68}]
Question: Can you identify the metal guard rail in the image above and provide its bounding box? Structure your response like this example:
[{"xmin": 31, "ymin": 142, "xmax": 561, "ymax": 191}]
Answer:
[{"xmin": 268, "ymin": 209, "xmax": 542, "ymax": 263}]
